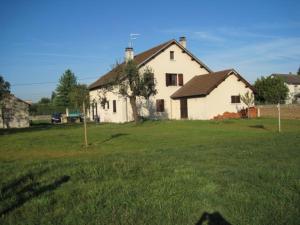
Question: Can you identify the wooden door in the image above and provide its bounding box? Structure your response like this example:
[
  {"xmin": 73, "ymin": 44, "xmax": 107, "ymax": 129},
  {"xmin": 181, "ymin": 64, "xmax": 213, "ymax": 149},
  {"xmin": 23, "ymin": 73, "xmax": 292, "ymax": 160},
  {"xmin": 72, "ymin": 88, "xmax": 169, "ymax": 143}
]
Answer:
[{"xmin": 180, "ymin": 98, "xmax": 188, "ymax": 119}]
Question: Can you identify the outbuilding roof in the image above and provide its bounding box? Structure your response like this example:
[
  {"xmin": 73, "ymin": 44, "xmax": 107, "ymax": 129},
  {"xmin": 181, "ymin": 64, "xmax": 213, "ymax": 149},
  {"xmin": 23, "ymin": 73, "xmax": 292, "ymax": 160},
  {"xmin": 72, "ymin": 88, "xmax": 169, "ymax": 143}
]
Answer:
[
  {"xmin": 89, "ymin": 39, "xmax": 212, "ymax": 90},
  {"xmin": 171, "ymin": 69, "xmax": 254, "ymax": 99}
]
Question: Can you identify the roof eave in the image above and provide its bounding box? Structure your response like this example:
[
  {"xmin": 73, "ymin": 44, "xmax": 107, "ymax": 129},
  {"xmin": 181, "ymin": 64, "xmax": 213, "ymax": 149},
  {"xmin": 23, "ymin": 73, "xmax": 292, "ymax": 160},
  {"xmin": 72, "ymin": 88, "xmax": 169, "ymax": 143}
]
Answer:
[{"xmin": 171, "ymin": 93, "xmax": 207, "ymax": 99}]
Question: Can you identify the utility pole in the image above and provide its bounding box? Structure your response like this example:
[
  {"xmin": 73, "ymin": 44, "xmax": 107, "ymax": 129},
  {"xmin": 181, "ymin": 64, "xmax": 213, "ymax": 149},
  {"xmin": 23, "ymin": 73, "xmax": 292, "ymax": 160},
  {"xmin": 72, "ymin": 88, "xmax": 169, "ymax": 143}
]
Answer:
[{"xmin": 83, "ymin": 101, "xmax": 88, "ymax": 148}]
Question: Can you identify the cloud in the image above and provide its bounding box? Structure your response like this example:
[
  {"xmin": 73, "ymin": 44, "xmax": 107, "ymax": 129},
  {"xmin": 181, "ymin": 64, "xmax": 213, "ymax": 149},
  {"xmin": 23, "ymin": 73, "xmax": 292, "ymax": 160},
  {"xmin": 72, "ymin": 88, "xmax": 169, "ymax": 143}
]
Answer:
[
  {"xmin": 202, "ymin": 37, "xmax": 300, "ymax": 82},
  {"xmin": 251, "ymin": 21, "xmax": 300, "ymax": 30},
  {"xmin": 217, "ymin": 27, "xmax": 278, "ymax": 39},
  {"xmin": 160, "ymin": 22, "xmax": 300, "ymax": 82},
  {"xmin": 192, "ymin": 31, "xmax": 225, "ymax": 42}
]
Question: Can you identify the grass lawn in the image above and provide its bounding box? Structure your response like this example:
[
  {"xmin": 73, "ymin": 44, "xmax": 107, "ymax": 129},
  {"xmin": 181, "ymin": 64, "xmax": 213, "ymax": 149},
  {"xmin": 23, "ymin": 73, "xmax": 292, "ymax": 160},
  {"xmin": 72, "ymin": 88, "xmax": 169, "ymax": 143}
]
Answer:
[{"xmin": 0, "ymin": 118, "xmax": 299, "ymax": 225}]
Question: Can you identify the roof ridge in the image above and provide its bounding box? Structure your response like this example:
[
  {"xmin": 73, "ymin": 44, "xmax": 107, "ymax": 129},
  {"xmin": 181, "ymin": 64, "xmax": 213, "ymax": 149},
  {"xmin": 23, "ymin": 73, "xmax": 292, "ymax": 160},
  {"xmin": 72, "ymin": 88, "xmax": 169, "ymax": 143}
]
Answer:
[{"xmin": 133, "ymin": 39, "xmax": 174, "ymax": 59}]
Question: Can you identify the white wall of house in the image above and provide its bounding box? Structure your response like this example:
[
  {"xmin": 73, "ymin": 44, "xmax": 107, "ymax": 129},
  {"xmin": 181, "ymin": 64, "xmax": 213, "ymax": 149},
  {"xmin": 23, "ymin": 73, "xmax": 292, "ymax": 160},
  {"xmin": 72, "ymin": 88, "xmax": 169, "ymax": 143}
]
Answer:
[
  {"xmin": 184, "ymin": 75, "xmax": 252, "ymax": 120},
  {"xmin": 89, "ymin": 89, "xmax": 133, "ymax": 123},
  {"xmin": 285, "ymin": 83, "xmax": 300, "ymax": 104}
]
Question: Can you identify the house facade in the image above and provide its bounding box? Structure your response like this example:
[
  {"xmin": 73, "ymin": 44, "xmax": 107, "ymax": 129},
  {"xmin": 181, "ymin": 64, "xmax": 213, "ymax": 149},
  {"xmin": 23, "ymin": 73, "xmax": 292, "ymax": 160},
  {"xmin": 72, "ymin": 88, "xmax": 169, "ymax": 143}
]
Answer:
[
  {"xmin": 89, "ymin": 37, "xmax": 254, "ymax": 122},
  {"xmin": 0, "ymin": 94, "xmax": 30, "ymax": 128},
  {"xmin": 271, "ymin": 74, "xmax": 300, "ymax": 104}
]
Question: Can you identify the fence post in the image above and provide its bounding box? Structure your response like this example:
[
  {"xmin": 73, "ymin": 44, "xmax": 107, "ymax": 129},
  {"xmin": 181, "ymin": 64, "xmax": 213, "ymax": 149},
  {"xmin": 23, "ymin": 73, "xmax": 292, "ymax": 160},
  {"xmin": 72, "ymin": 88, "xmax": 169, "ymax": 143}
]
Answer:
[{"xmin": 83, "ymin": 101, "xmax": 88, "ymax": 148}]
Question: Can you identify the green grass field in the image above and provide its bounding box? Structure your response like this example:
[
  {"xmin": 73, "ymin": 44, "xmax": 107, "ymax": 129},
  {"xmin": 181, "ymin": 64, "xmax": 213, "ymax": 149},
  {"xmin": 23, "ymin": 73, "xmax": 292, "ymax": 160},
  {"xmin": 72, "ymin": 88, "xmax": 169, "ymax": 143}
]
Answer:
[{"xmin": 0, "ymin": 118, "xmax": 299, "ymax": 225}]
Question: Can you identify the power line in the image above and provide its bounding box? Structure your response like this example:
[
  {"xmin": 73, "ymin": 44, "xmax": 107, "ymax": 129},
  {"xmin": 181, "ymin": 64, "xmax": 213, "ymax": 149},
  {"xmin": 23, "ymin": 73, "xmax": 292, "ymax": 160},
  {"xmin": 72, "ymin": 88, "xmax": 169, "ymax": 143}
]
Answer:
[{"xmin": 11, "ymin": 76, "xmax": 99, "ymax": 87}]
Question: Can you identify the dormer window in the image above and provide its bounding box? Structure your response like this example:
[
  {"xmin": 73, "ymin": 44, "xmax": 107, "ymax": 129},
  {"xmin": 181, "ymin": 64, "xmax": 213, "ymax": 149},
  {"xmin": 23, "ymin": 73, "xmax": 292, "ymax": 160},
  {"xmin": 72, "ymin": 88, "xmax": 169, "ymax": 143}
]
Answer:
[{"xmin": 170, "ymin": 51, "xmax": 174, "ymax": 60}]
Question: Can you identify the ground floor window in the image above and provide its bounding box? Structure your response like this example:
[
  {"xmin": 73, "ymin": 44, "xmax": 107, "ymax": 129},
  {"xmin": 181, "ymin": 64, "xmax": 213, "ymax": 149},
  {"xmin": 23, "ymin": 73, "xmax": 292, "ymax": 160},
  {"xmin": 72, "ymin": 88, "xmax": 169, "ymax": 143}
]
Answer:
[
  {"xmin": 156, "ymin": 99, "xmax": 165, "ymax": 112},
  {"xmin": 231, "ymin": 95, "xmax": 241, "ymax": 103}
]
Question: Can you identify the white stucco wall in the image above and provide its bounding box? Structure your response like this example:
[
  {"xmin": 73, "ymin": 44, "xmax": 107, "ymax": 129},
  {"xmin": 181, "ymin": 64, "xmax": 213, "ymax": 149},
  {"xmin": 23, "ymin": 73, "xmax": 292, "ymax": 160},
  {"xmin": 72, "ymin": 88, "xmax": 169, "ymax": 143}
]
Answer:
[
  {"xmin": 184, "ymin": 74, "xmax": 253, "ymax": 120},
  {"xmin": 89, "ymin": 89, "xmax": 133, "ymax": 123},
  {"xmin": 285, "ymin": 83, "xmax": 300, "ymax": 104}
]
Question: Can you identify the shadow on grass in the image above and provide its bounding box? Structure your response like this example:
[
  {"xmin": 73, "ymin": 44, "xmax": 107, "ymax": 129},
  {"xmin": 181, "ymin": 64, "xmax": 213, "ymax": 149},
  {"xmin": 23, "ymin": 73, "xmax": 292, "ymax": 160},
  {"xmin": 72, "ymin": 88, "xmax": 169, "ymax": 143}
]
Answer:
[
  {"xmin": 0, "ymin": 170, "xmax": 70, "ymax": 217},
  {"xmin": 248, "ymin": 124, "xmax": 266, "ymax": 130},
  {"xmin": 0, "ymin": 122, "xmax": 85, "ymax": 136},
  {"xmin": 101, "ymin": 133, "xmax": 129, "ymax": 144},
  {"xmin": 195, "ymin": 212, "xmax": 232, "ymax": 225},
  {"xmin": 0, "ymin": 123, "xmax": 53, "ymax": 135}
]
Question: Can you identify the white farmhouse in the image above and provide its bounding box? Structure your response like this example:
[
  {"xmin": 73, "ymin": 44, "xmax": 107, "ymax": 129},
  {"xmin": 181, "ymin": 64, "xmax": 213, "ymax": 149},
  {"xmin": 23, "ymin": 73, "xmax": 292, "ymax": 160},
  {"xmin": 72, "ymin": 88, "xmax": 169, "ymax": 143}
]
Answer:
[
  {"xmin": 270, "ymin": 73, "xmax": 300, "ymax": 104},
  {"xmin": 89, "ymin": 37, "xmax": 254, "ymax": 122}
]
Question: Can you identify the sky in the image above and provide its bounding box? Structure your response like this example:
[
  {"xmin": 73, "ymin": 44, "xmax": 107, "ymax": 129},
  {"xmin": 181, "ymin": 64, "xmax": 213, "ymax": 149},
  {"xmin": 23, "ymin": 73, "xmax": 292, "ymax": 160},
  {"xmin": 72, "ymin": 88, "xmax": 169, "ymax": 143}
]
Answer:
[{"xmin": 1, "ymin": 0, "xmax": 300, "ymax": 102}]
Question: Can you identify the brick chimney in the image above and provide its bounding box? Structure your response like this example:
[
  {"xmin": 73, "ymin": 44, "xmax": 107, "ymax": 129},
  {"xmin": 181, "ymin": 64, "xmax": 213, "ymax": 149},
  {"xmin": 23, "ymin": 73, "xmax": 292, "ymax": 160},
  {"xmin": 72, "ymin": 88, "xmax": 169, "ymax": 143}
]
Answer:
[
  {"xmin": 179, "ymin": 36, "xmax": 186, "ymax": 48},
  {"xmin": 125, "ymin": 47, "xmax": 134, "ymax": 62}
]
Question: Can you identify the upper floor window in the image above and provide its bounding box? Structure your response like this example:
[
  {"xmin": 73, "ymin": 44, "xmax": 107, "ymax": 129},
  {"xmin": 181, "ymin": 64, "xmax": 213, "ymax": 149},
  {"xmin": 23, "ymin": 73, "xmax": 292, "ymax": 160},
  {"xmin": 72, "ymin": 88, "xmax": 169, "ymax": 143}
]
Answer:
[
  {"xmin": 170, "ymin": 51, "xmax": 174, "ymax": 60},
  {"xmin": 166, "ymin": 73, "xmax": 184, "ymax": 86},
  {"xmin": 166, "ymin": 73, "xmax": 177, "ymax": 86},
  {"xmin": 231, "ymin": 95, "xmax": 241, "ymax": 103}
]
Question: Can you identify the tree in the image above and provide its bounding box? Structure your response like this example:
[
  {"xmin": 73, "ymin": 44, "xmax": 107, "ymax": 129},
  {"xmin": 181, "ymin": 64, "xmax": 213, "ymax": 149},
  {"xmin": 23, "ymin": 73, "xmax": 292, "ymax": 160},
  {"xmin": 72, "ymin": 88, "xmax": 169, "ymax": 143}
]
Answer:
[
  {"xmin": 0, "ymin": 76, "xmax": 11, "ymax": 128},
  {"xmin": 0, "ymin": 75, "xmax": 10, "ymax": 102},
  {"xmin": 51, "ymin": 91, "xmax": 56, "ymax": 103},
  {"xmin": 104, "ymin": 60, "xmax": 157, "ymax": 123},
  {"xmin": 241, "ymin": 91, "xmax": 254, "ymax": 118},
  {"xmin": 254, "ymin": 76, "xmax": 288, "ymax": 104},
  {"xmin": 69, "ymin": 84, "xmax": 90, "ymax": 147},
  {"xmin": 38, "ymin": 97, "xmax": 51, "ymax": 104},
  {"xmin": 69, "ymin": 84, "xmax": 90, "ymax": 111},
  {"xmin": 54, "ymin": 69, "xmax": 77, "ymax": 107},
  {"xmin": 297, "ymin": 66, "xmax": 300, "ymax": 76}
]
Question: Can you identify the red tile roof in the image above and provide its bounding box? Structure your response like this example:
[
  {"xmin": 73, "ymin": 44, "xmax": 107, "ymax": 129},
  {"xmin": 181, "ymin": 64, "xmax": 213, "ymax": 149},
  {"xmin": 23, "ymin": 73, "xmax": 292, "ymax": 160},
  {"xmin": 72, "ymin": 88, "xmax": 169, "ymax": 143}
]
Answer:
[{"xmin": 171, "ymin": 69, "xmax": 254, "ymax": 99}]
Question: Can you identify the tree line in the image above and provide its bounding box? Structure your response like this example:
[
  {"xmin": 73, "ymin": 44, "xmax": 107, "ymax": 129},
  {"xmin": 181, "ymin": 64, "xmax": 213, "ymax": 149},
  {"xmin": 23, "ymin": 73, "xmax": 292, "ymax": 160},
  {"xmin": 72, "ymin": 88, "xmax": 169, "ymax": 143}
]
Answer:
[{"xmin": 29, "ymin": 69, "xmax": 89, "ymax": 115}]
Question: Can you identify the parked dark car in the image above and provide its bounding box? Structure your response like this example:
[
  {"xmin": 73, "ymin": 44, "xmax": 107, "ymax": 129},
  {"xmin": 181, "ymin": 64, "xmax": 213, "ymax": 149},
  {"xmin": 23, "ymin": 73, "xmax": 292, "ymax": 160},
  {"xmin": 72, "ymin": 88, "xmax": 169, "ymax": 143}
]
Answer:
[{"xmin": 51, "ymin": 113, "xmax": 62, "ymax": 123}]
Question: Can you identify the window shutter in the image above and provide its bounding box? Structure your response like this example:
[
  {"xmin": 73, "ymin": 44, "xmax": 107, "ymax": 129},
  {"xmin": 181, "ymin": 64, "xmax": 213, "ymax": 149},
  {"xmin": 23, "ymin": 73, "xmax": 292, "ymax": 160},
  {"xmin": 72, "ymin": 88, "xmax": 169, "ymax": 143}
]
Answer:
[
  {"xmin": 161, "ymin": 99, "xmax": 164, "ymax": 112},
  {"xmin": 113, "ymin": 100, "xmax": 116, "ymax": 112},
  {"xmin": 178, "ymin": 74, "xmax": 183, "ymax": 86},
  {"xmin": 166, "ymin": 74, "xmax": 170, "ymax": 86}
]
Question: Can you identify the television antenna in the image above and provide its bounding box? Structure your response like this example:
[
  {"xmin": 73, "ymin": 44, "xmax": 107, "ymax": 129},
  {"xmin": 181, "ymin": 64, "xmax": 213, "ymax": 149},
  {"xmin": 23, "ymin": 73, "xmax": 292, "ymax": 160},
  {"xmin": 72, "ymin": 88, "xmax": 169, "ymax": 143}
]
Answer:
[{"xmin": 129, "ymin": 33, "xmax": 140, "ymax": 48}]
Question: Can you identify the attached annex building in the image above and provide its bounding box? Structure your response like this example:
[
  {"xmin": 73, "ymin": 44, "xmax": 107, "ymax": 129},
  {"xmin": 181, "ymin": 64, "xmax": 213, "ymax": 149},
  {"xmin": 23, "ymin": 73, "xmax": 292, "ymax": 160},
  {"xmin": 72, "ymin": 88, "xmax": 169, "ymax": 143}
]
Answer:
[{"xmin": 89, "ymin": 37, "xmax": 254, "ymax": 122}]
